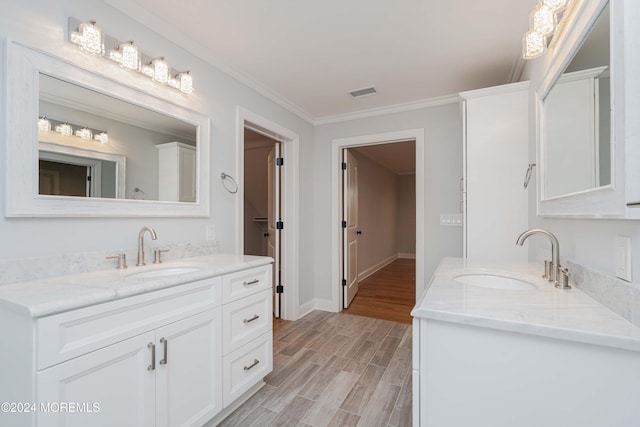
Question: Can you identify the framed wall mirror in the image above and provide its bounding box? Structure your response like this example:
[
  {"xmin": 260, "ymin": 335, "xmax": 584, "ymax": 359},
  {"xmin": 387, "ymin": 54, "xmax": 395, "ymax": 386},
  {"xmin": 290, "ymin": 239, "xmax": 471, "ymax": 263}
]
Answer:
[
  {"xmin": 536, "ymin": 0, "xmax": 627, "ymax": 217},
  {"xmin": 6, "ymin": 41, "xmax": 210, "ymax": 217}
]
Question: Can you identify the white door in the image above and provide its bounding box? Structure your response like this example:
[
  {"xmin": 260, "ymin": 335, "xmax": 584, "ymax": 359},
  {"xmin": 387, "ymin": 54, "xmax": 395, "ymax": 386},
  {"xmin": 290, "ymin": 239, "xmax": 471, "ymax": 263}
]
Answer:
[
  {"xmin": 155, "ymin": 309, "xmax": 222, "ymax": 427},
  {"xmin": 37, "ymin": 331, "xmax": 156, "ymax": 427},
  {"xmin": 343, "ymin": 149, "xmax": 359, "ymax": 308},
  {"xmin": 267, "ymin": 143, "xmax": 282, "ymax": 317}
]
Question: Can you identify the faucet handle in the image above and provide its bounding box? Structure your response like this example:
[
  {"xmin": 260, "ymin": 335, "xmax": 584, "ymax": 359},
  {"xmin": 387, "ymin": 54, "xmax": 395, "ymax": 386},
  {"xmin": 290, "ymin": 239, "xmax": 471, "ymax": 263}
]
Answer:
[
  {"xmin": 106, "ymin": 254, "xmax": 127, "ymax": 270},
  {"xmin": 153, "ymin": 249, "xmax": 169, "ymax": 264},
  {"xmin": 555, "ymin": 267, "xmax": 571, "ymax": 289}
]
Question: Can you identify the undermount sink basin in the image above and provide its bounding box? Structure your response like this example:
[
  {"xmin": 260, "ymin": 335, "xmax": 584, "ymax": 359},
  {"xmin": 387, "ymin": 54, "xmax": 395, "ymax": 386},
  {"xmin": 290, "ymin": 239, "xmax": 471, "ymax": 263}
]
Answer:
[
  {"xmin": 126, "ymin": 267, "xmax": 201, "ymax": 279},
  {"xmin": 454, "ymin": 273, "xmax": 535, "ymax": 290}
]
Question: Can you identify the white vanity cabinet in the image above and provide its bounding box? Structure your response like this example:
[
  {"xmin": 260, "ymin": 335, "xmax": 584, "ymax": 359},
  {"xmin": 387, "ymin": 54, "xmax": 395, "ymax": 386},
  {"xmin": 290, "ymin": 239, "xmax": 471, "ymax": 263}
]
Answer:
[
  {"xmin": 0, "ymin": 258, "xmax": 275, "ymax": 427},
  {"xmin": 156, "ymin": 142, "xmax": 197, "ymax": 203}
]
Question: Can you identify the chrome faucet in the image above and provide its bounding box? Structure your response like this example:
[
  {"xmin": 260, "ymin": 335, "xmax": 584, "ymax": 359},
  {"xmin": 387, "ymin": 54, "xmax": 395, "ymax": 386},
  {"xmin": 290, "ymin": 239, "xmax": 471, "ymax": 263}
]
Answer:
[
  {"xmin": 137, "ymin": 226, "xmax": 158, "ymax": 266},
  {"xmin": 516, "ymin": 228, "xmax": 569, "ymax": 288}
]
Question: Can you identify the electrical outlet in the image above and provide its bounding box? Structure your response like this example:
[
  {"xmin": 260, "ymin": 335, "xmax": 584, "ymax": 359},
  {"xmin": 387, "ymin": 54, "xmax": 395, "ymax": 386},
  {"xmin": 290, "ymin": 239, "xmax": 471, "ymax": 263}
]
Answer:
[
  {"xmin": 615, "ymin": 236, "xmax": 631, "ymax": 281},
  {"xmin": 206, "ymin": 224, "xmax": 216, "ymax": 241},
  {"xmin": 440, "ymin": 214, "xmax": 463, "ymax": 227}
]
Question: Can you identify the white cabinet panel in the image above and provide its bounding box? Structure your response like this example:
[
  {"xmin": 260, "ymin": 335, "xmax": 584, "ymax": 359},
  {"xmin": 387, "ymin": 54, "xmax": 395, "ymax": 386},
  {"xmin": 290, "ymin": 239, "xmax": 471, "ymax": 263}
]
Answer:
[
  {"xmin": 155, "ymin": 309, "xmax": 222, "ymax": 427},
  {"xmin": 37, "ymin": 331, "xmax": 156, "ymax": 427},
  {"xmin": 223, "ymin": 289, "xmax": 272, "ymax": 354},
  {"xmin": 222, "ymin": 265, "xmax": 272, "ymax": 303}
]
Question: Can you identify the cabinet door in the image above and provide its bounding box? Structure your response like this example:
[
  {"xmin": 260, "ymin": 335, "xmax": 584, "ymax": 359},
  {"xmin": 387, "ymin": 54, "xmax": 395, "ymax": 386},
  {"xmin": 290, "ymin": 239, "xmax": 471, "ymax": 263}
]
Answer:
[
  {"xmin": 155, "ymin": 308, "xmax": 222, "ymax": 427},
  {"xmin": 37, "ymin": 331, "xmax": 156, "ymax": 427}
]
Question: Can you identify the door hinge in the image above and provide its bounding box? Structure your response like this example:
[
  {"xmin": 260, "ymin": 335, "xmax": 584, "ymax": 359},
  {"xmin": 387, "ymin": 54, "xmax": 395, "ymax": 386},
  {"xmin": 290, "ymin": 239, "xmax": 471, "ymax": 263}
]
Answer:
[
  {"xmin": 276, "ymin": 157, "xmax": 284, "ymax": 166},
  {"xmin": 276, "ymin": 285, "xmax": 284, "ymax": 293},
  {"xmin": 341, "ymin": 162, "xmax": 347, "ymax": 170},
  {"xmin": 87, "ymin": 176, "xmax": 92, "ymax": 181},
  {"xmin": 276, "ymin": 221, "xmax": 284, "ymax": 230},
  {"xmin": 341, "ymin": 279, "xmax": 346, "ymax": 287},
  {"xmin": 341, "ymin": 220, "xmax": 347, "ymax": 228}
]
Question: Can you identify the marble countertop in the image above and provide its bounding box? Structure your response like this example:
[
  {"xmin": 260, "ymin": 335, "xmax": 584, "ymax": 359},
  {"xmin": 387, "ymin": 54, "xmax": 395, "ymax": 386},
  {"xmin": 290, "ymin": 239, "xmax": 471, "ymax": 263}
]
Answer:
[
  {"xmin": 411, "ymin": 258, "xmax": 640, "ymax": 353},
  {"xmin": 0, "ymin": 254, "xmax": 273, "ymax": 318}
]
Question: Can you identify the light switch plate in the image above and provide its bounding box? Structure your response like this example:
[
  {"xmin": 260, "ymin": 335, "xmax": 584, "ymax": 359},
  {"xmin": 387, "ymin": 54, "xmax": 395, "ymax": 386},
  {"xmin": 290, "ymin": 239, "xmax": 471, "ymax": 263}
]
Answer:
[
  {"xmin": 615, "ymin": 236, "xmax": 632, "ymax": 282},
  {"xmin": 440, "ymin": 214, "xmax": 463, "ymax": 227},
  {"xmin": 206, "ymin": 224, "xmax": 216, "ymax": 241}
]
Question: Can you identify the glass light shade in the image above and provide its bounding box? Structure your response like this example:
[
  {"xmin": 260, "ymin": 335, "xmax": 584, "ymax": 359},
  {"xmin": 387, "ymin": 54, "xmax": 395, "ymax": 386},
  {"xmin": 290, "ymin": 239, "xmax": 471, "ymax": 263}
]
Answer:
[
  {"xmin": 76, "ymin": 21, "xmax": 104, "ymax": 55},
  {"xmin": 94, "ymin": 132, "xmax": 109, "ymax": 144},
  {"xmin": 178, "ymin": 72, "xmax": 194, "ymax": 94},
  {"xmin": 532, "ymin": 4, "xmax": 556, "ymax": 37},
  {"xmin": 119, "ymin": 42, "xmax": 140, "ymax": 71},
  {"xmin": 523, "ymin": 30, "xmax": 546, "ymax": 59},
  {"xmin": 151, "ymin": 58, "xmax": 169, "ymax": 84},
  {"xmin": 75, "ymin": 127, "xmax": 93, "ymax": 140},
  {"xmin": 55, "ymin": 123, "xmax": 73, "ymax": 136},
  {"xmin": 37, "ymin": 117, "xmax": 51, "ymax": 132},
  {"xmin": 543, "ymin": 0, "xmax": 569, "ymax": 13}
]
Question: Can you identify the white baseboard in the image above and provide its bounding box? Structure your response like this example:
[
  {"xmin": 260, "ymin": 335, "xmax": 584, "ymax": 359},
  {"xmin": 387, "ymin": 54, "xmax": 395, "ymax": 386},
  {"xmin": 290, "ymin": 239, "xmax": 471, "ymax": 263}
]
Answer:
[
  {"xmin": 358, "ymin": 254, "xmax": 398, "ymax": 282},
  {"xmin": 297, "ymin": 298, "xmax": 337, "ymax": 320},
  {"xmin": 398, "ymin": 252, "xmax": 416, "ymax": 259}
]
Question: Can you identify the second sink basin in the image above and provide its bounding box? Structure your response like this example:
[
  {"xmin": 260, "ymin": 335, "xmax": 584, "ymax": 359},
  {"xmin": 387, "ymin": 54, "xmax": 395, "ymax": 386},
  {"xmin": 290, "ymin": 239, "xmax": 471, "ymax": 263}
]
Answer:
[
  {"xmin": 454, "ymin": 273, "xmax": 535, "ymax": 290},
  {"xmin": 126, "ymin": 267, "xmax": 201, "ymax": 279}
]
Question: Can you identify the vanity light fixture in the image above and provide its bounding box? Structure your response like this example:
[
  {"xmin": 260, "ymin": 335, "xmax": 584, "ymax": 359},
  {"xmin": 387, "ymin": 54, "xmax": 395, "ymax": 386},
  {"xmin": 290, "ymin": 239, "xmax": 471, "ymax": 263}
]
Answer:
[
  {"xmin": 70, "ymin": 21, "xmax": 105, "ymax": 56},
  {"xmin": 74, "ymin": 126, "xmax": 93, "ymax": 140},
  {"xmin": 37, "ymin": 117, "xmax": 51, "ymax": 132},
  {"xmin": 55, "ymin": 122, "xmax": 73, "ymax": 137},
  {"xmin": 522, "ymin": 0, "xmax": 571, "ymax": 59},
  {"xmin": 109, "ymin": 41, "xmax": 141, "ymax": 71},
  {"xmin": 94, "ymin": 131, "xmax": 109, "ymax": 144},
  {"xmin": 69, "ymin": 18, "xmax": 195, "ymax": 95}
]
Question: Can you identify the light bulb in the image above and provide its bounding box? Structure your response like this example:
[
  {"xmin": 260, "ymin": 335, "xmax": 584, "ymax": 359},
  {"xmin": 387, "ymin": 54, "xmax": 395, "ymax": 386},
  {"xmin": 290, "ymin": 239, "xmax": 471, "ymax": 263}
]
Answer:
[
  {"xmin": 71, "ymin": 21, "xmax": 104, "ymax": 55},
  {"xmin": 523, "ymin": 30, "xmax": 545, "ymax": 59},
  {"xmin": 94, "ymin": 131, "xmax": 109, "ymax": 144},
  {"xmin": 55, "ymin": 123, "xmax": 73, "ymax": 136},
  {"xmin": 75, "ymin": 127, "xmax": 93, "ymax": 140},
  {"xmin": 543, "ymin": 0, "xmax": 569, "ymax": 13},
  {"xmin": 532, "ymin": 4, "xmax": 556, "ymax": 37},
  {"xmin": 151, "ymin": 58, "xmax": 169, "ymax": 84},
  {"xmin": 37, "ymin": 117, "xmax": 51, "ymax": 132},
  {"xmin": 178, "ymin": 71, "xmax": 194, "ymax": 94},
  {"xmin": 119, "ymin": 42, "xmax": 140, "ymax": 71}
]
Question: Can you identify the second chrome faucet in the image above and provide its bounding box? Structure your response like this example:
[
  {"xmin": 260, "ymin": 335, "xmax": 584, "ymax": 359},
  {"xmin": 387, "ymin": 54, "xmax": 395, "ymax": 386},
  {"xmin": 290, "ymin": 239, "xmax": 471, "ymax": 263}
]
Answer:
[{"xmin": 516, "ymin": 228, "xmax": 570, "ymax": 289}]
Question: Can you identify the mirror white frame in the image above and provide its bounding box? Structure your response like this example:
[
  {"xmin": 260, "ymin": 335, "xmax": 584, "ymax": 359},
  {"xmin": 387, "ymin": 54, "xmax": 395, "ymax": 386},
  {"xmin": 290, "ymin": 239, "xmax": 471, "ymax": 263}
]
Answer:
[
  {"xmin": 5, "ymin": 41, "xmax": 210, "ymax": 217},
  {"xmin": 536, "ymin": 0, "xmax": 627, "ymax": 218}
]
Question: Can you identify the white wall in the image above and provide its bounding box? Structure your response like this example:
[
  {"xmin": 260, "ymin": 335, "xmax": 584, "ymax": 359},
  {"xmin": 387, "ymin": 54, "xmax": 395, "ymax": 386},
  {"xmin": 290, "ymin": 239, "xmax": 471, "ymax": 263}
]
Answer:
[
  {"xmin": 350, "ymin": 149, "xmax": 398, "ymax": 276},
  {"xmin": 313, "ymin": 102, "xmax": 464, "ymax": 303},
  {"xmin": 397, "ymin": 174, "xmax": 416, "ymax": 255},
  {"xmin": 0, "ymin": 1, "xmax": 315, "ymax": 307}
]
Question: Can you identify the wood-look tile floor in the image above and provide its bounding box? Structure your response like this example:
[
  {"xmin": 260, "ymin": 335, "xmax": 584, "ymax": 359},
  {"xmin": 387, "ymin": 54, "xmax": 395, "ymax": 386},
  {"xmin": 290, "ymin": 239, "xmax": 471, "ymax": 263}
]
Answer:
[{"xmin": 219, "ymin": 310, "xmax": 412, "ymax": 427}]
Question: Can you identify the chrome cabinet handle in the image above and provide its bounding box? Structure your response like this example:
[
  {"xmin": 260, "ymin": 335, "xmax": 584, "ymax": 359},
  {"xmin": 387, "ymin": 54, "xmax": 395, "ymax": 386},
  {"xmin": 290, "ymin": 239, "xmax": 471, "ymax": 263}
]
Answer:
[
  {"xmin": 243, "ymin": 314, "xmax": 260, "ymax": 324},
  {"xmin": 159, "ymin": 337, "xmax": 168, "ymax": 366},
  {"xmin": 243, "ymin": 279, "xmax": 260, "ymax": 286},
  {"xmin": 147, "ymin": 342, "xmax": 156, "ymax": 371},
  {"xmin": 244, "ymin": 359, "xmax": 260, "ymax": 371}
]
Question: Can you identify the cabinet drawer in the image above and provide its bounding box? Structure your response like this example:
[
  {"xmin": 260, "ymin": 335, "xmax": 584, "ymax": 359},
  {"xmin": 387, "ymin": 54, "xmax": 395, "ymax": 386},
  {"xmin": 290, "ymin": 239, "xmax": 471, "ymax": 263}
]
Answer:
[
  {"xmin": 37, "ymin": 277, "xmax": 221, "ymax": 370},
  {"xmin": 223, "ymin": 289, "xmax": 272, "ymax": 354},
  {"xmin": 222, "ymin": 331, "xmax": 273, "ymax": 406},
  {"xmin": 222, "ymin": 265, "xmax": 272, "ymax": 303}
]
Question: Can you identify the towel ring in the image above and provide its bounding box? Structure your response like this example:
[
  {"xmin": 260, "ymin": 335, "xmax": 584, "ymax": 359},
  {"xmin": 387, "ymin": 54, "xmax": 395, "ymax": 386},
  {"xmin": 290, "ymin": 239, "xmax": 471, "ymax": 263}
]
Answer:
[
  {"xmin": 221, "ymin": 173, "xmax": 238, "ymax": 194},
  {"xmin": 523, "ymin": 163, "xmax": 536, "ymax": 189}
]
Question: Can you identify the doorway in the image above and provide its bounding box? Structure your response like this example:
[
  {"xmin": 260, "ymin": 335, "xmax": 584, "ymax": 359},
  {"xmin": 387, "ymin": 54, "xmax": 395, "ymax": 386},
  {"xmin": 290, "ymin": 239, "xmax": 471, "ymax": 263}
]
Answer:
[
  {"xmin": 237, "ymin": 107, "xmax": 300, "ymax": 321},
  {"xmin": 340, "ymin": 141, "xmax": 417, "ymax": 323},
  {"xmin": 243, "ymin": 128, "xmax": 283, "ymax": 317},
  {"xmin": 331, "ymin": 129, "xmax": 425, "ymax": 316}
]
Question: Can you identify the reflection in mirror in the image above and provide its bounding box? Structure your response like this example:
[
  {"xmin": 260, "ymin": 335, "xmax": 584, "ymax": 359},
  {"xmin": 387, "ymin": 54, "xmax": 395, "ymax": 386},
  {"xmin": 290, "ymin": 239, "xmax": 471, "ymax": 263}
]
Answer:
[
  {"xmin": 38, "ymin": 74, "xmax": 197, "ymax": 202},
  {"xmin": 543, "ymin": 4, "xmax": 610, "ymax": 199}
]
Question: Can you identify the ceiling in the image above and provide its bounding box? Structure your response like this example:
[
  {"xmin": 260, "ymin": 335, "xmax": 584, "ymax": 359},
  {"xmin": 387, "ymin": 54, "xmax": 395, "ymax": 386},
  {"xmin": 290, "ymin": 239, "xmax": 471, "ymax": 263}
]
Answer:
[
  {"xmin": 106, "ymin": 0, "xmax": 538, "ymax": 122},
  {"xmin": 353, "ymin": 141, "xmax": 416, "ymax": 175}
]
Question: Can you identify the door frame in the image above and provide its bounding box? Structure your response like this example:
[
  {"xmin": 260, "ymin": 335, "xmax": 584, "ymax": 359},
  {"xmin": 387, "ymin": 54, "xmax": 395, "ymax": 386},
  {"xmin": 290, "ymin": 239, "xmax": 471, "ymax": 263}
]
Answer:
[
  {"xmin": 236, "ymin": 107, "xmax": 300, "ymax": 321},
  {"xmin": 331, "ymin": 129, "xmax": 425, "ymax": 312}
]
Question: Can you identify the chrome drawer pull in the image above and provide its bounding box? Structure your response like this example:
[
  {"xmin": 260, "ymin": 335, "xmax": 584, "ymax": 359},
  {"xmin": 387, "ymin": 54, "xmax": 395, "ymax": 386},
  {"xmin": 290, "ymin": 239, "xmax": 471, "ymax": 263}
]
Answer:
[
  {"xmin": 159, "ymin": 337, "xmax": 168, "ymax": 366},
  {"xmin": 244, "ymin": 359, "xmax": 260, "ymax": 371},
  {"xmin": 243, "ymin": 279, "xmax": 260, "ymax": 286},
  {"xmin": 243, "ymin": 314, "xmax": 260, "ymax": 324},
  {"xmin": 147, "ymin": 342, "xmax": 156, "ymax": 371}
]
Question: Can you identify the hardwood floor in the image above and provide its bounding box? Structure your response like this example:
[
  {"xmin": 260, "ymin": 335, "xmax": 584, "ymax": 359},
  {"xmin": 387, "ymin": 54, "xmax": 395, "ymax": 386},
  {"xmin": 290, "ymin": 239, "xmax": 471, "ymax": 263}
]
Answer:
[
  {"xmin": 274, "ymin": 316, "xmax": 292, "ymax": 332},
  {"xmin": 219, "ymin": 310, "xmax": 412, "ymax": 427},
  {"xmin": 343, "ymin": 259, "xmax": 416, "ymax": 324}
]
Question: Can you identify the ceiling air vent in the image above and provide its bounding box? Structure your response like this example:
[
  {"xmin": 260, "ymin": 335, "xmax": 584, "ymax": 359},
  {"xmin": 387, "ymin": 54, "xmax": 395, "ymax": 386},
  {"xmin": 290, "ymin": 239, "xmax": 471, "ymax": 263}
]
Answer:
[{"xmin": 349, "ymin": 86, "xmax": 377, "ymax": 99}]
